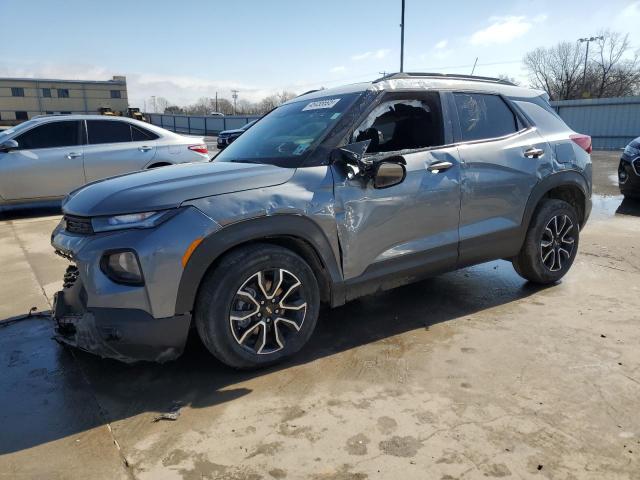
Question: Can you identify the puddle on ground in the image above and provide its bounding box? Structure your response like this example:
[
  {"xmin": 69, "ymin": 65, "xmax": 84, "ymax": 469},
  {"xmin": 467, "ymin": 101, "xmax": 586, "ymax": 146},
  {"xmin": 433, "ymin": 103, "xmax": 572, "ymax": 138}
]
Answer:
[{"xmin": 590, "ymin": 194, "xmax": 640, "ymax": 219}]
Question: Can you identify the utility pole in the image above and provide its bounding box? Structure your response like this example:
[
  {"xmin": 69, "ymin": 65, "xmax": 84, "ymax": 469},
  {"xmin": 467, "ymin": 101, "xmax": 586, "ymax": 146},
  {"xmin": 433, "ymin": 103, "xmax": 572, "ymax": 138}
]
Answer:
[
  {"xmin": 231, "ymin": 90, "xmax": 239, "ymax": 115},
  {"xmin": 578, "ymin": 36, "xmax": 604, "ymax": 91},
  {"xmin": 151, "ymin": 95, "xmax": 157, "ymax": 114},
  {"xmin": 215, "ymin": 92, "xmax": 218, "ymax": 112},
  {"xmin": 399, "ymin": 0, "xmax": 405, "ymax": 72}
]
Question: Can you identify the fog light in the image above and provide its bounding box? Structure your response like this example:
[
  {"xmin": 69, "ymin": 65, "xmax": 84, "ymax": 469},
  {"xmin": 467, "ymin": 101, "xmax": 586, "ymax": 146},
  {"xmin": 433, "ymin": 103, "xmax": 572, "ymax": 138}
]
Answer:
[{"xmin": 100, "ymin": 250, "xmax": 144, "ymax": 285}]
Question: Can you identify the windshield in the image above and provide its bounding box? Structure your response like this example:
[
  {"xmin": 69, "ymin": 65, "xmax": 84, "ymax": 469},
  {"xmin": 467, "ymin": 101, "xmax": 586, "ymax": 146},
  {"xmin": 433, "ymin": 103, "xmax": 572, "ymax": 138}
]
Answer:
[
  {"xmin": 241, "ymin": 119, "xmax": 257, "ymax": 130},
  {"xmin": 0, "ymin": 119, "xmax": 39, "ymax": 139},
  {"xmin": 216, "ymin": 92, "xmax": 362, "ymax": 167}
]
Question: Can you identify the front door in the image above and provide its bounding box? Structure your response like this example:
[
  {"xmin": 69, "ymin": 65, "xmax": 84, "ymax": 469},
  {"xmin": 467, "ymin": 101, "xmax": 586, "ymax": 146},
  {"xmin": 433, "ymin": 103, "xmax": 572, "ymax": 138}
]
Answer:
[
  {"xmin": 332, "ymin": 91, "xmax": 462, "ymax": 288},
  {"xmin": 0, "ymin": 120, "xmax": 85, "ymax": 201}
]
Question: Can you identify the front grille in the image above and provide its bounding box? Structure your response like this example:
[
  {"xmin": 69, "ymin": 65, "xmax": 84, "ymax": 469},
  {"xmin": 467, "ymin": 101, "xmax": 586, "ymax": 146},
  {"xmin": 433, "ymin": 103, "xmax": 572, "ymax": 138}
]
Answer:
[
  {"xmin": 633, "ymin": 158, "xmax": 640, "ymax": 176},
  {"xmin": 64, "ymin": 215, "xmax": 93, "ymax": 235}
]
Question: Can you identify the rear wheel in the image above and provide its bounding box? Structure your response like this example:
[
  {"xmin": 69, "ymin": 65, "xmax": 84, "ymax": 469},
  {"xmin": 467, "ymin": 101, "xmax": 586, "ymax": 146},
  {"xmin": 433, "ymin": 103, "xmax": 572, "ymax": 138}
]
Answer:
[
  {"xmin": 512, "ymin": 199, "xmax": 579, "ymax": 284},
  {"xmin": 195, "ymin": 244, "xmax": 320, "ymax": 369}
]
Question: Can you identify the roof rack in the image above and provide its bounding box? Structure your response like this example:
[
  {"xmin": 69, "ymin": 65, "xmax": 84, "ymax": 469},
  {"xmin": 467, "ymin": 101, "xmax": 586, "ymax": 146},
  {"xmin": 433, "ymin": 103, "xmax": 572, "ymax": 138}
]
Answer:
[{"xmin": 373, "ymin": 72, "xmax": 516, "ymax": 86}]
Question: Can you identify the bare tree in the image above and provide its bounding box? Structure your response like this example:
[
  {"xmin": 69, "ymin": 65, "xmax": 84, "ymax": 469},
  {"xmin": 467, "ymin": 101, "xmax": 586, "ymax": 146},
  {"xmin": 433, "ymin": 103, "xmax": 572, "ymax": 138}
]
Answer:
[
  {"xmin": 154, "ymin": 96, "xmax": 171, "ymax": 114},
  {"xmin": 591, "ymin": 30, "xmax": 640, "ymax": 97},
  {"xmin": 524, "ymin": 31, "xmax": 640, "ymax": 100},
  {"xmin": 524, "ymin": 41, "xmax": 584, "ymax": 100}
]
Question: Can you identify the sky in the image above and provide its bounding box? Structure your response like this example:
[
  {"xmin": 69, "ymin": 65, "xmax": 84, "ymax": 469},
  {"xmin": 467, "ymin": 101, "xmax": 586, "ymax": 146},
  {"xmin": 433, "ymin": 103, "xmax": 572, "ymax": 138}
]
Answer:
[{"xmin": 3, "ymin": 0, "xmax": 640, "ymax": 109}]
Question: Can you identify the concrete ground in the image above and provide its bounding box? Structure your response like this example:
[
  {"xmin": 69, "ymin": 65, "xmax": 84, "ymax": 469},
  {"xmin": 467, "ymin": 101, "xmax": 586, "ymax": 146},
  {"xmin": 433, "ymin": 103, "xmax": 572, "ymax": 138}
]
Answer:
[{"xmin": 0, "ymin": 152, "xmax": 639, "ymax": 480}]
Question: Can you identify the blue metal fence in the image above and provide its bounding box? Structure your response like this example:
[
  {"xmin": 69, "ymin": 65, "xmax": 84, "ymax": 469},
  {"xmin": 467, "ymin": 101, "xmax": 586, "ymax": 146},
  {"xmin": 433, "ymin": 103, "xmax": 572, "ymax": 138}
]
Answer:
[
  {"xmin": 550, "ymin": 97, "xmax": 640, "ymax": 150},
  {"xmin": 147, "ymin": 114, "xmax": 260, "ymax": 136}
]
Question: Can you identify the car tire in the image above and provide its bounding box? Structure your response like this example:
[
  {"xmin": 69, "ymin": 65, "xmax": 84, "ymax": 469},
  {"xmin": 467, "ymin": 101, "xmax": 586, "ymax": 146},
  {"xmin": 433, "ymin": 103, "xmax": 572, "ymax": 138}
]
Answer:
[
  {"xmin": 195, "ymin": 243, "xmax": 320, "ymax": 369},
  {"xmin": 512, "ymin": 199, "xmax": 580, "ymax": 284}
]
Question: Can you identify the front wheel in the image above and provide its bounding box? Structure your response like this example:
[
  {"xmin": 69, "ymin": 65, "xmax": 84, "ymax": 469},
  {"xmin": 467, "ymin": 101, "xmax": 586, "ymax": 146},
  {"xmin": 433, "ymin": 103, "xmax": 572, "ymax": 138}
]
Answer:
[
  {"xmin": 195, "ymin": 244, "xmax": 320, "ymax": 369},
  {"xmin": 512, "ymin": 199, "xmax": 580, "ymax": 284}
]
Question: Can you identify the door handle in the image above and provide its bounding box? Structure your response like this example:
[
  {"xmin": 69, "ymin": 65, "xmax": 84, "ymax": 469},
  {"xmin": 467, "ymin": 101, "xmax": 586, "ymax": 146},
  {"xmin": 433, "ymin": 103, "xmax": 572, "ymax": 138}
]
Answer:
[
  {"xmin": 138, "ymin": 146, "xmax": 152, "ymax": 152},
  {"xmin": 524, "ymin": 147, "xmax": 544, "ymax": 159},
  {"xmin": 66, "ymin": 152, "xmax": 82, "ymax": 159},
  {"xmin": 427, "ymin": 161, "xmax": 453, "ymax": 173}
]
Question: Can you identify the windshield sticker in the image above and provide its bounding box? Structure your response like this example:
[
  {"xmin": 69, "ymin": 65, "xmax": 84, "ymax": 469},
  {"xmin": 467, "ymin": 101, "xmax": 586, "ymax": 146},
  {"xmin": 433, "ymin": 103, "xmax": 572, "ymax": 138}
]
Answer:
[
  {"xmin": 330, "ymin": 112, "xmax": 341, "ymax": 120},
  {"xmin": 292, "ymin": 144, "xmax": 310, "ymax": 156},
  {"xmin": 302, "ymin": 98, "xmax": 340, "ymax": 111}
]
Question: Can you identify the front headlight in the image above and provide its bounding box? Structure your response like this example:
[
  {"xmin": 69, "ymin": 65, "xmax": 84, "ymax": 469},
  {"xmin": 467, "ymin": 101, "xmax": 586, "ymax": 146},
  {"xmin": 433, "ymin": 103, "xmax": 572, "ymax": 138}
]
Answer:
[
  {"xmin": 623, "ymin": 144, "xmax": 640, "ymax": 157},
  {"xmin": 91, "ymin": 209, "xmax": 181, "ymax": 232}
]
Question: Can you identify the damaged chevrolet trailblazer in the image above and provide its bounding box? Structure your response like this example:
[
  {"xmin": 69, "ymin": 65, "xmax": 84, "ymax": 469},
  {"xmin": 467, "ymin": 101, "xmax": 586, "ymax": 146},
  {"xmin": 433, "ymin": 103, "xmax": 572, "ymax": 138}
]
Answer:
[{"xmin": 52, "ymin": 73, "xmax": 592, "ymax": 368}]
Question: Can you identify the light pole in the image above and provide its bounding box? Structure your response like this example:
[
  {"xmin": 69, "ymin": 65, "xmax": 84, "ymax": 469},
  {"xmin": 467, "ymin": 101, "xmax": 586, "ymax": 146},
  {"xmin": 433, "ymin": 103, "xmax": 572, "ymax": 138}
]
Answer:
[
  {"xmin": 578, "ymin": 36, "xmax": 604, "ymax": 91},
  {"xmin": 399, "ymin": 0, "xmax": 405, "ymax": 73},
  {"xmin": 151, "ymin": 95, "xmax": 157, "ymax": 114},
  {"xmin": 231, "ymin": 90, "xmax": 239, "ymax": 115}
]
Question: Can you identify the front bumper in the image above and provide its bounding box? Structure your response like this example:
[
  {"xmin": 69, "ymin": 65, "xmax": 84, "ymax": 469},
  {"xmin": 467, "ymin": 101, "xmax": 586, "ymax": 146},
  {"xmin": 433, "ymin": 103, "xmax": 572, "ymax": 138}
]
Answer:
[
  {"xmin": 619, "ymin": 157, "xmax": 640, "ymax": 198},
  {"xmin": 53, "ymin": 265, "xmax": 191, "ymax": 363}
]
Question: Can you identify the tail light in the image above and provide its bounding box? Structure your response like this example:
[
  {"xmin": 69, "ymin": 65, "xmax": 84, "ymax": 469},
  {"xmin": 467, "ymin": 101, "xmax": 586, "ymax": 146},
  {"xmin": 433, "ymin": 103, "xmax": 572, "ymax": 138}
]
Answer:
[
  {"xmin": 570, "ymin": 134, "xmax": 592, "ymax": 154},
  {"xmin": 188, "ymin": 144, "xmax": 208, "ymax": 155}
]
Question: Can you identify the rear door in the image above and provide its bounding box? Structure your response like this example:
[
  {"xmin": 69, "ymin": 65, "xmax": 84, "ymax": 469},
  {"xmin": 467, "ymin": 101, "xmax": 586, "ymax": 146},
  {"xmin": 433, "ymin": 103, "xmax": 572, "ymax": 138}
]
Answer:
[
  {"xmin": 83, "ymin": 120, "xmax": 157, "ymax": 182},
  {"xmin": 449, "ymin": 91, "xmax": 553, "ymax": 265},
  {"xmin": 0, "ymin": 120, "xmax": 85, "ymax": 200}
]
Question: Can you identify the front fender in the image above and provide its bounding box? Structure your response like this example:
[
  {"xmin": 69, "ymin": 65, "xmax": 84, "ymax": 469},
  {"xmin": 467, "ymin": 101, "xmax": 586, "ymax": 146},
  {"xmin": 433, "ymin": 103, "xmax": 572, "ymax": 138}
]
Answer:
[{"xmin": 174, "ymin": 214, "xmax": 344, "ymax": 315}]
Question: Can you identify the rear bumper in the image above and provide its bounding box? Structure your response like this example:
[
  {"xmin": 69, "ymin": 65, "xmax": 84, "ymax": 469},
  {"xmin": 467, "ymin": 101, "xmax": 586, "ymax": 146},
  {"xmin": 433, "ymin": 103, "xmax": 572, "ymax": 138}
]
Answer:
[{"xmin": 53, "ymin": 266, "xmax": 191, "ymax": 363}]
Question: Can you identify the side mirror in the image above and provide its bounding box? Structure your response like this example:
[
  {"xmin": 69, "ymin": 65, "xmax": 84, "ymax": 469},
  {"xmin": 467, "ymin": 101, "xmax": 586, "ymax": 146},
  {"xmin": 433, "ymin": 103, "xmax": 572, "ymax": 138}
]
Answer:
[
  {"xmin": 0, "ymin": 139, "xmax": 18, "ymax": 153},
  {"xmin": 373, "ymin": 158, "xmax": 406, "ymax": 189},
  {"xmin": 332, "ymin": 140, "xmax": 371, "ymax": 165}
]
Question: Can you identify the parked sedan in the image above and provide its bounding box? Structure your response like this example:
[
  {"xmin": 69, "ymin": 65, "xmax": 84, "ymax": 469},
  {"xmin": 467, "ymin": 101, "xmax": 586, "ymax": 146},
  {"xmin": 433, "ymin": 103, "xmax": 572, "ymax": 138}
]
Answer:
[
  {"xmin": 217, "ymin": 120, "xmax": 257, "ymax": 149},
  {"xmin": 0, "ymin": 115, "xmax": 209, "ymax": 210},
  {"xmin": 619, "ymin": 138, "xmax": 640, "ymax": 199}
]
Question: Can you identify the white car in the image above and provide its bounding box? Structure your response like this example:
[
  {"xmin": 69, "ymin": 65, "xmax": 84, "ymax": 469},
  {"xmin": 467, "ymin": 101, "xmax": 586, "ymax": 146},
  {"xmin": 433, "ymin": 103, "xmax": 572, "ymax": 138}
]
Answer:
[{"xmin": 0, "ymin": 115, "xmax": 209, "ymax": 210}]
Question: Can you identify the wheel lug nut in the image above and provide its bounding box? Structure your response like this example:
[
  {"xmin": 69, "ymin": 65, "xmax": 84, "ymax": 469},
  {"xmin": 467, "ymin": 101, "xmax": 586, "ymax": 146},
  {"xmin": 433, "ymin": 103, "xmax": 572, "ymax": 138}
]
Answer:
[
  {"xmin": 257, "ymin": 313, "xmax": 262, "ymax": 317},
  {"xmin": 272, "ymin": 299, "xmax": 276, "ymax": 303},
  {"xmin": 260, "ymin": 301, "xmax": 264, "ymax": 305}
]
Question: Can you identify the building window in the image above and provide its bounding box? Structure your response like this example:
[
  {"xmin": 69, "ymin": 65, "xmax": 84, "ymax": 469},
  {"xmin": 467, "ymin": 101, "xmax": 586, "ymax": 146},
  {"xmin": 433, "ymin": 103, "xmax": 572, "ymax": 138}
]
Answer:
[
  {"xmin": 110, "ymin": 90, "xmax": 122, "ymax": 99},
  {"xmin": 15, "ymin": 111, "xmax": 28, "ymax": 121},
  {"xmin": 57, "ymin": 89, "xmax": 69, "ymax": 98},
  {"xmin": 11, "ymin": 87, "xmax": 25, "ymax": 97},
  {"xmin": 42, "ymin": 88, "xmax": 52, "ymax": 97}
]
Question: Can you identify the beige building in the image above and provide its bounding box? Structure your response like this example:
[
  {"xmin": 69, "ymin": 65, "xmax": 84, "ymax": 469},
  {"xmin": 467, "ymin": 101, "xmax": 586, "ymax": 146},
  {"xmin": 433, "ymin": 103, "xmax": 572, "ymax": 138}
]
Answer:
[{"xmin": 0, "ymin": 75, "xmax": 129, "ymax": 125}]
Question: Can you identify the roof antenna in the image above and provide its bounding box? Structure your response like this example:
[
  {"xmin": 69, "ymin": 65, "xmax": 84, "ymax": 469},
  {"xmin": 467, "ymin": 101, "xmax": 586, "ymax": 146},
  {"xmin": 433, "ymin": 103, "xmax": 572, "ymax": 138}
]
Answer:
[{"xmin": 470, "ymin": 57, "xmax": 478, "ymax": 75}]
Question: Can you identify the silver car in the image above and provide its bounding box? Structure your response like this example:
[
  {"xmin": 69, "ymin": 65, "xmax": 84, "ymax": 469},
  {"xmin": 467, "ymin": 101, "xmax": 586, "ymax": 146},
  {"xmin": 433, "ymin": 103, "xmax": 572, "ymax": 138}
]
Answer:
[
  {"xmin": 0, "ymin": 115, "xmax": 209, "ymax": 209},
  {"xmin": 51, "ymin": 73, "xmax": 592, "ymax": 368}
]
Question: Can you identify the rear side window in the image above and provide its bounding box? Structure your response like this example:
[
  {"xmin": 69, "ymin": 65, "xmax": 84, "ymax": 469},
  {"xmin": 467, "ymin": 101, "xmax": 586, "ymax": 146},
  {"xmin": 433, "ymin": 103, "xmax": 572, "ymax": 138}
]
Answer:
[
  {"xmin": 15, "ymin": 121, "xmax": 81, "ymax": 149},
  {"xmin": 454, "ymin": 93, "xmax": 518, "ymax": 142},
  {"xmin": 87, "ymin": 120, "xmax": 132, "ymax": 144},
  {"xmin": 513, "ymin": 97, "xmax": 569, "ymax": 136},
  {"xmin": 131, "ymin": 125, "xmax": 159, "ymax": 141}
]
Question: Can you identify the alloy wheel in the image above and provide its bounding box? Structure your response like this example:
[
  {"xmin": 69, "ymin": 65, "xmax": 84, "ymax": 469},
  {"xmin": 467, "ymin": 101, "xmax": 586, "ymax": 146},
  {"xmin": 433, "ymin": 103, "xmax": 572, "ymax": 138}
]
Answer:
[
  {"xmin": 540, "ymin": 214, "xmax": 575, "ymax": 272},
  {"xmin": 229, "ymin": 269, "xmax": 307, "ymax": 355}
]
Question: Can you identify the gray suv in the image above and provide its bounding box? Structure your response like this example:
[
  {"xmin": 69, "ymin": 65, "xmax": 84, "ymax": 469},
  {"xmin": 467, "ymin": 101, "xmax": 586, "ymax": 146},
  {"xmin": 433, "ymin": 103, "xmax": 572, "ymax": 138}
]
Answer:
[{"xmin": 51, "ymin": 73, "xmax": 592, "ymax": 368}]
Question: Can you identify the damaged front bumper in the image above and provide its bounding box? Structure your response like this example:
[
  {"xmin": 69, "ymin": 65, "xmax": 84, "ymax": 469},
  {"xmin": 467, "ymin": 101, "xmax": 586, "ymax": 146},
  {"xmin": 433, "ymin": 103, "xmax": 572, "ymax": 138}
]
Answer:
[{"xmin": 53, "ymin": 265, "xmax": 191, "ymax": 363}]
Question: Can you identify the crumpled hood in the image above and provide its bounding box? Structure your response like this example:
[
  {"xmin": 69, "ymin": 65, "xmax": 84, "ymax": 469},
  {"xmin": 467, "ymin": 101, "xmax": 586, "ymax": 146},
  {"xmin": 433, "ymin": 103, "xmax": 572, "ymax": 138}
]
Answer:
[{"xmin": 63, "ymin": 161, "xmax": 295, "ymax": 217}]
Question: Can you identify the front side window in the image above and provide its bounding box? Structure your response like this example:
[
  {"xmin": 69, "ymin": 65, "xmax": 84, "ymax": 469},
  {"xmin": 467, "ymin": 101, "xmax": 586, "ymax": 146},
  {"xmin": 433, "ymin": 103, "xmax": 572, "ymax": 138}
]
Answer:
[
  {"xmin": 15, "ymin": 121, "xmax": 81, "ymax": 149},
  {"xmin": 110, "ymin": 90, "xmax": 121, "ymax": 99},
  {"xmin": 353, "ymin": 92, "xmax": 444, "ymax": 154},
  {"xmin": 216, "ymin": 92, "xmax": 362, "ymax": 168},
  {"xmin": 87, "ymin": 120, "xmax": 132, "ymax": 144},
  {"xmin": 57, "ymin": 89, "xmax": 69, "ymax": 98},
  {"xmin": 454, "ymin": 93, "xmax": 518, "ymax": 142},
  {"xmin": 42, "ymin": 88, "xmax": 51, "ymax": 98},
  {"xmin": 11, "ymin": 87, "xmax": 24, "ymax": 97}
]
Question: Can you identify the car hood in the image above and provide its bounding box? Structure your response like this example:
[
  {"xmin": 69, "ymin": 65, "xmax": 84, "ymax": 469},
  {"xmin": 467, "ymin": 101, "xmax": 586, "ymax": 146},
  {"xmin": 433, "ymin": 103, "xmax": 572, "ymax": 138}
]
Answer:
[
  {"xmin": 220, "ymin": 128, "xmax": 244, "ymax": 135},
  {"xmin": 63, "ymin": 161, "xmax": 295, "ymax": 217}
]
